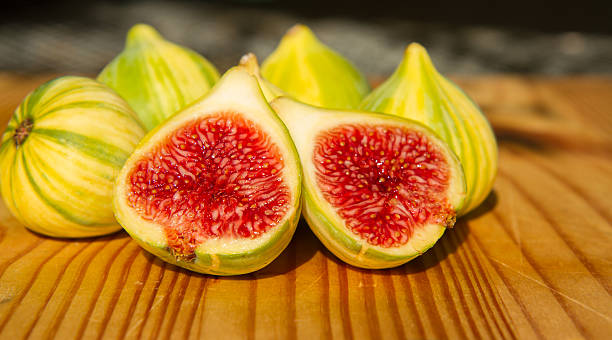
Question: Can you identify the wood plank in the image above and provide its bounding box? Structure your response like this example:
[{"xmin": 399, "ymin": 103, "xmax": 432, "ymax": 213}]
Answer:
[{"xmin": 0, "ymin": 74, "xmax": 611, "ymax": 339}]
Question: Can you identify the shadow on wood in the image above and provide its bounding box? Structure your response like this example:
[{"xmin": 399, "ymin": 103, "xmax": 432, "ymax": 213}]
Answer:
[
  {"xmin": 23, "ymin": 227, "xmax": 131, "ymax": 244},
  {"xmin": 138, "ymin": 217, "xmax": 320, "ymax": 279},
  {"xmin": 462, "ymin": 189, "xmax": 498, "ymax": 221}
]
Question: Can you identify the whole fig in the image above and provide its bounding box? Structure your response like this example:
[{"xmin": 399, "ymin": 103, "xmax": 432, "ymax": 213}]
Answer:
[
  {"xmin": 0, "ymin": 76, "xmax": 145, "ymax": 237},
  {"xmin": 98, "ymin": 24, "xmax": 220, "ymax": 131},
  {"xmin": 262, "ymin": 24, "xmax": 369, "ymax": 109}
]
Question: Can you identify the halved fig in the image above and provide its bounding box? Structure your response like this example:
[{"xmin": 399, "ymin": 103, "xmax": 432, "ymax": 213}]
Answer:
[
  {"xmin": 271, "ymin": 98, "xmax": 465, "ymax": 269},
  {"xmin": 113, "ymin": 68, "xmax": 302, "ymax": 275}
]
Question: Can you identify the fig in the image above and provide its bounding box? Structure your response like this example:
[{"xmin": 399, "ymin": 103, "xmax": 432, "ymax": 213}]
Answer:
[
  {"xmin": 113, "ymin": 67, "xmax": 302, "ymax": 275},
  {"xmin": 360, "ymin": 43, "xmax": 498, "ymax": 216},
  {"xmin": 262, "ymin": 24, "xmax": 369, "ymax": 109},
  {"xmin": 98, "ymin": 24, "xmax": 220, "ymax": 131},
  {"xmin": 0, "ymin": 76, "xmax": 145, "ymax": 237},
  {"xmin": 239, "ymin": 53, "xmax": 285, "ymax": 102},
  {"xmin": 271, "ymin": 97, "xmax": 465, "ymax": 269}
]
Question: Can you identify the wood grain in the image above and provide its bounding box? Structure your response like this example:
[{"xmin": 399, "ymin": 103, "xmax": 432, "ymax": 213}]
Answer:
[{"xmin": 0, "ymin": 73, "xmax": 611, "ymax": 339}]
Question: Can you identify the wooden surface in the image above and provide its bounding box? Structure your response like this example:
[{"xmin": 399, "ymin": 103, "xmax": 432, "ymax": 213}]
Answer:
[{"xmin": 0, "ymin": 73, "xmax": 611, "ymax": 340}]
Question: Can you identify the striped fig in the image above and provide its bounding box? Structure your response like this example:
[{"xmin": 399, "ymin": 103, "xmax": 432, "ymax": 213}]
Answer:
[
  {"xmin": 360, "ymin": 43, "xmax": 498, "ymax": 216},
  {"xmin": 98, "ymin": 24, "xmax": 220, "ymax": 131},
  {"xmin": 0, "ymin": 76, "xmax": 145, "ymax": 237},
  {"xmin": 262, "ymin": 24, "xmax": 369, "ymax": 109}
]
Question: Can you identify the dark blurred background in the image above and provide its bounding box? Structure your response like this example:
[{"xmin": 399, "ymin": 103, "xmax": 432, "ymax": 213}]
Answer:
[{"xmin": 2, "ymin": 0, "xmax": 611, "ymax": 75}]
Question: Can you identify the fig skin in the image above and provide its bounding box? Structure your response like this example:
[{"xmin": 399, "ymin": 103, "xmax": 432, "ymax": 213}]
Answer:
[
  {"xmin": 361, "ymin": 43, "xmax": 498, "ymax": 216},
  {"xmin": 0, "ymin": 76, "xmax": 145, "ymax": 238},
  {"xmin": 262, "ymin": 24, "xmax": 369, "ymax": 110},
  {"xmin": 98, "ymin": 24, "xmax": 220, "ymax": 131},
  {"xmin": 113, "ymin": 67, "xmax": 302, "ymax": 275},
  {"xmin": 271, "ymin": 97, "xmax": 466, "ymax": 269}
]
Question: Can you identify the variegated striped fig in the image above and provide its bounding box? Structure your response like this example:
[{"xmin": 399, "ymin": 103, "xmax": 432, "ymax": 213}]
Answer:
[
  {"xmin": 360, "ymin": 43, "xmax": 498, "ymax": 216},
  {"xmin": 98, "ymin": 24, "xmax": 220, "ymax": 131},
  {"xmin": 0, "ymin": 76, "xmax": 145, "ymax": 237},
  {"xmin": 262, "ymin": 24, "xmax": 369, "ymax": 109}
]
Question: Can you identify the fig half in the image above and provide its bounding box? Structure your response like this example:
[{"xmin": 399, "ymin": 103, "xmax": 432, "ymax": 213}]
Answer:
[
  {"xmin": 272, "ymin": 98, "xmax": 465, "ymax": 269},
  {"xmin": 113, "ymin": 67, "xmax": 302, "ymax": 275}
]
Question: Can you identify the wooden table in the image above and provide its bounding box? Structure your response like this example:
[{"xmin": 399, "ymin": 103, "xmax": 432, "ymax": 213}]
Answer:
[{"xmin": 0, "ymin": 74, "xmax": 611, "ymax": 339}]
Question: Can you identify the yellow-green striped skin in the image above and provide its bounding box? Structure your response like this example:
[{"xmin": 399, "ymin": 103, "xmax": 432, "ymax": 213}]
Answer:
[
  {"xmin": 262, "ymin": 24, "xmax": 369, "ymax": 110},
  {"xmin": 360, "ymin": 44, "xmax": 498, "ymax": 216},
  {"xmin": 98, "ymin": 24, "xmax": 220, "ymax": 131},
  {"xmin": 0, "ymin": 76, "xmax": 145, "ymax": 238}
]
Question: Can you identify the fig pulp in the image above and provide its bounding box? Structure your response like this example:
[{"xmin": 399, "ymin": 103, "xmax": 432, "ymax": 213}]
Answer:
[
  {"xmin": 272, "ymin": 98, "xmax": 465, "ymax": 268},
  {"xmin": 361, "ymin": 43, "xmax": 498, "ymax": 216},
  {"xmin": 262, "ymin": 24, "xmax": 369, "ymax": 109},
  {"xmin": 0, "ymin": 76, "xmax": 145, "ymax": 237},
  {"xmin": 113, "ymin": 67, "xmax": 302, "ymax": 275},
  {"xmin": 98, "ymin": 24, "xmax": 220, "ymax": 131}
]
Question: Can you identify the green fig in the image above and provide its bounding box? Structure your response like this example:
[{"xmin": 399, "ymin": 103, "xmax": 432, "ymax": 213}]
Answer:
[
  {"xmin": 98, "ymin": 24, "xmax": 220, "ymax": 131},
  {"xmin": 262, "ymin": 24, "xmax": 369, "ymax": 109},
  {"xmin": 360, "ymin": 43, "xmax": 498, "ymax": 216}
]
